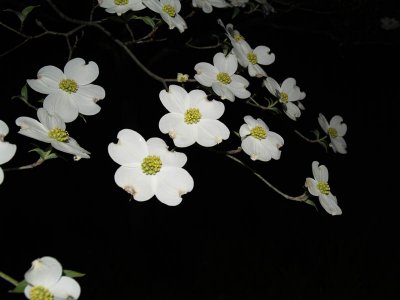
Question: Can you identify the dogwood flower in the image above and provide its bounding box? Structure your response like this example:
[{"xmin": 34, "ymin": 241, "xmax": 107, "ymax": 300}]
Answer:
[
  {"xmin": 238, "ymin": 44, "xmax": 275, "ymax": 77},
  {"xmin": 192, "ymin": 0, "xmax": 229, "ymax": 14},
  {"xmin": 218, "ymin": 20, "xmax": 251, "ymax": 68},
  {"xmin": 159, "ymin": 85, "xmax": 230, "ymax": 147},
  {"xmin": 15, "ymin": 108, "xmax": 90, "ymax": 159},
  {"xmin": 264, "ymin": 76, "xmax": 306, "ymax": 120},
  {"xmin": 239, "ymin": 115, "xmax": 284, "ymax": 161},
  {"xmin": 305, "ymin": 161, "xmax": 342, "ymax": 216},
  {"xmin": 24, "ymin": 256, "xmax": 81, "ymax": 300},
  {"xmin": 143, "ymin": 0, "xmax": 187, "ymax": 33},
  {"xmin": 0, "ymin": 120, "xmax": 17, "ymax": 185},
  {"xmin": 194, "ymin": 52, "xmax": 251, "ymax": 102},
  {"xmin": 108, "ymin": 129, "xmax": 194, "ymax": 206},
  {"xmin": 98, "ymin": 0, "xmax": 146, "ymax": 15},
  {"xmin": 318, "ymin": 113, "xmax": 347, "ymax": 154},
  {"xmin": 27, "ymin": 57, "xmax": 105, "ymax": 123}
]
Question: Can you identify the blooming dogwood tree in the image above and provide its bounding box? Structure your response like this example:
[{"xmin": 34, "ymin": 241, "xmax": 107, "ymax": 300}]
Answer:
[{"xmin": 0, "ymin": 0, "xmax": 355, "ymax": 297}]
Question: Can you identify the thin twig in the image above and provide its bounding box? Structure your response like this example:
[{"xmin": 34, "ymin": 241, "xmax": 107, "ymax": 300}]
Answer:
[{"xmin": 0, "ymin": 271, "xmax": 18, "ymax": 287}]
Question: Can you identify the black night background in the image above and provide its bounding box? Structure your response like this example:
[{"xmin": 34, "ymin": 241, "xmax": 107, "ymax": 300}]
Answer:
[{"xmin": 0, "ymin": 0, "xmax": 397, "ymax": 299}]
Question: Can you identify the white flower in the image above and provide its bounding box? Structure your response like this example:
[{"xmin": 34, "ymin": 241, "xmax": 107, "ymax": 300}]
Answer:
[
  {"xmin": 98, "ymin": 0, "xmax": 145, "ymax": 15},
  {"xmin": 15, "ymin": 108, "xmax": 90, "ymax": 159},
  {"xmin": 264, "ymin": 76, "xmax": 306, "ymax": 120},
  {"xmin": 218, "ymin": 21, "xmax": 251, "ymax": 68},
  {"xmin": 305, "ymin": 161, "xmax": 342, "ymax": 216},
  {"xmin": 0, "ymin": 120, "xmax": 17, "ymax": 185},
  {"xmin": 194, "ymin": 52, "xmax": 251, "ymax": 102},
  {"xmin": 27, "ymin": 57, "xmax": 105, "ymax": 123},
  {"xmin": 229, "ymin": 0, "xmax": 248, "ymax": 7},
  {"xmin": 239, "ymin": 115, "xmax": 284, "ymax": 161},
  {"xmin": 108, "ymin": 129, "xmax": 194, "ymax": 206},
  {"xmin": 159, "ymin": 85, "xmax": 230, "ymax": 147},
  {"xmin": 239, "ymin": 44, "xmax": 275, "ymax": 77},
  {"xmin": 192, "ymin": 0, "xmax": 229, "ymax": 14},
  {"xmin": 143, "ymin": 0, "xmax": 187, "ymax": 33},
  {"xmin": 380, "ymin": 17, "xmax": 400, "ymax": 30},
  {"xmin": 24, "ymin": 256, "xmax": 81, "ymax": 300},
  {"xmin": 318, "ymin": 113, "xmax": 347, "ymax": 154}
]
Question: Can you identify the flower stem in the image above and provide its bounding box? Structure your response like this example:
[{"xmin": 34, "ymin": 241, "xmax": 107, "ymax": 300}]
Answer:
[
  {"xmin": 4, "ymin": 158, "xmax": 44, "ymax": 172},
  {"xmin": 0, "ymin": 271, "xmax": 18, "ymax": 287},
  {"xmin": 225, "ymin": 154, "xmax": 308, "ymax": 202},
  {"xmin": 294, "ymin": 130, "xmax": 327, "ymax": 143}
]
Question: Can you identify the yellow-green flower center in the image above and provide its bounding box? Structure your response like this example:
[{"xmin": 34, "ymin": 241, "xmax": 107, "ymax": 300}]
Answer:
[
  {"xmin": 184, "ymin": 108, "xmax": 202, "ymax": 124},
  {"xmin": 141, "ymin": 155, "xmax": 162, "ymax": 175},
  {"xmin": 279, "ymin": 92, "xmax": 288, "ymax": 104},
  {"xmin": 247, "ymin": 52, "xmax": 258, "ymax": 65},
  {"xmin": 59, "ymin": 79, "xmax": 78, "ymax": 94},
  {"xmin": 317, "ymin": 181, "xmax": 330, "ymax": 195},
  {"xmin": 217, "ymin": 72, "xmax": 232, "ymax": 85},
  {"xmin": 250, "ymin": 126, "xmax": 267, "ymax": 140},
  {"xmin": 328, "ymin": 127, "xmax": 338, "ymax": 138},
  {"xmin": 162, "ymin": 4, "xmax": 176, "ymax": 17},
  {"xmin": 233, "ymin": 34, "xmax": 244, "ymax": 42},
  {"xmin": 114, "ymin": 0, "xmax": 128, "ymax": 4},
  {"xmin": 29, "ymin": 286, "xmax": 53, "ymax": 300},
  {"xmin": 48, "ymin": 128, "xmax": 69, "ymax": 142}
]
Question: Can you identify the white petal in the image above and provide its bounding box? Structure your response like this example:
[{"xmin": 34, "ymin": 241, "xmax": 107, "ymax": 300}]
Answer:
[
  {"xmin": 319, "ymin": 194, "xmax": 342, "ymax": 216},
  {"xmin": 318, "ymin": 113, "xmax": 329, "ymax": 133},
  {"xmin": 243, "ymin": 115, "xmax": 257, "ymax": 128},
  {"xmin": 305, "ymin": 178, "xmax": 319, "ymax": 196},
  {"xmin": 281, "ymin": 77, "xmax": 296, "ymax": 93},
  {"xmin": 76, "ymin": 84, "xmax": 105, "ymax": 101},
  {"xmin": 268, "ymin": 131, "xmax": 284, "ymax": 147},
  {"xmin": 143, "ymin": 0, "xmax": 162, "ymax": 13},
  {"xmin": 43, "ymin": 93, "xmax": 79, "ymax": 123},
  {"xmin": 159, "ymin": 85, "xmax": 187, "ymax": 114},
  {"xmin": 50, "ymin": 276, "xmax": 81, "ymax": 299},
  {"xmin": 188, "ymin": 89, "xmax": 208, "ymax": 107},
  {"xmin": 197, "ymin": 99, "xmax": 225, "ymax": 120},
  {"xmin": 37, "ymin": 108, "xmax": 65, "ymax": 130},
  {"xmin": 127, "ymin": 0, "xmax": 146, "ymax": 10},
  {"xmin": 72, "ymin": 94, "xmax": 101, "ymax": 116},
  {"xmin": 331, "ymin": 137, "xmax": 347, "ymax": 154},
  {"xmin": 170, "ymin": 120, "xmax": 197, "ymax": 148},
  {"xmin": 287, "ymin": 86, "xmax": 305, "ymax": 102},
  {"xmin": 64, "ymin": 58, "xmax": 99, "ymax": 85},
  {"xmin": 98, "ymin": 0, "xmax": 116, "ymax": 8},
  {"xmin": 194, "ymin": 62, "xmax": 217, "ymax": 87},
  {"xmin": 27, "ymin": 65, "xmax": 64, "ymax": 94},
  {"xmin": 155, "ymin": 167, "xmax": 194, "ymax": 206},
  {"xmin": 146, "ymin": 137, "xmax": 168, "ymax": 154},
  {"xmin": 330, "ymin": 115, "xmax": 347, "ymax": 136},
  {"xmin": 311, "ymin": 161, "xmax": 329, "ymax": 182},
  {"xmin": 114, "ymin": 166, "xmax": 155, "ymax": 201},
  {"xmin": 108, "ymin": 129, "xmax": 148, "ymax": 166},
  {"xmin": 239, "ymin": 123, "xmax": 251, "ymax": 137},
  {"xmin": 159, "ymin": 113, "xmax": 183, "ymax": 134},
  {"xmin": 264, "ymin": 77, "xmax": 280, "ymax": 96},
  {"xmin": 52, "ymin": 138, "xmax": 90, "ymax": 159},
  {"xmin": 24, "ymin": 256, "xmax": 62, "ymax": 287},
  {"xmin": 210, "ymin": 83, "xmax": 234, "ymax": 102},
  {"xmin": 0, "ymin": 120, "xmax": 9, "ymax": 136},
  {"xmin": 158, "ymin": 148, "xmax": 188, "ymax": 168},
  {"xmin": 0, "ymin": 167, "xmax": 4, "ymax": 185},
  {"xmin": 197, "ymin": 119, "xmax": 230, "ymax": 147},
  {"xmin": 284, "ymin": 102, "xmax": 301, "ymax": 120},
  {"xmin": 253, "ymin": 46, "xmax": 275, "ymax": 65},
  {"xmin": 248, "ymin": 64, "xmax": 267, "ymax": 78},
  {"xmin": 15, "ymin": 116, "xmax": 52, "ymax": 143},
  {"xmin": 214, "ymin": 53, "xmax": 237, "ymax": 74},
  {"xmin": 0, "ymin": 142, "xmax": 17, "ymax": 165}
]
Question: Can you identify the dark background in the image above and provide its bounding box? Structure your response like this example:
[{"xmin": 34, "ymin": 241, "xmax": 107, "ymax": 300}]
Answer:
[{"xmin": 0, "ymin": 0, "xmax": 397, "ymax": 299}]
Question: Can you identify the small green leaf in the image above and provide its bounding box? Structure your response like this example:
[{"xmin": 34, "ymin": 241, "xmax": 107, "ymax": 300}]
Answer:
[
  {"xmin": 304, "ymin": 199, "xmax": 318, "ymax": 211},
  {"xmin": 63, "ymin": 270, "xmax": 86, "ymax": 278},
  {"xmin": 29, "ymin": 148, "xmax": 58, "ymax": 160},
  {"xmin": 20, "ymin": 84, "xmax": 28, "ymax": 99},
  {"xmin": 231, "ymin": 8, "xmax": 240, "ymax": 19},
  {"xmin": 9, "ymin": 280, "xmax": 27, "ymax": 293},
  {"xmin": 21, "ymin": 5, "xmax": 40, "ymax": 18},
  {"xmin": 130, "ymin": 15, "xmax": 156, "ymax": 28}
]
